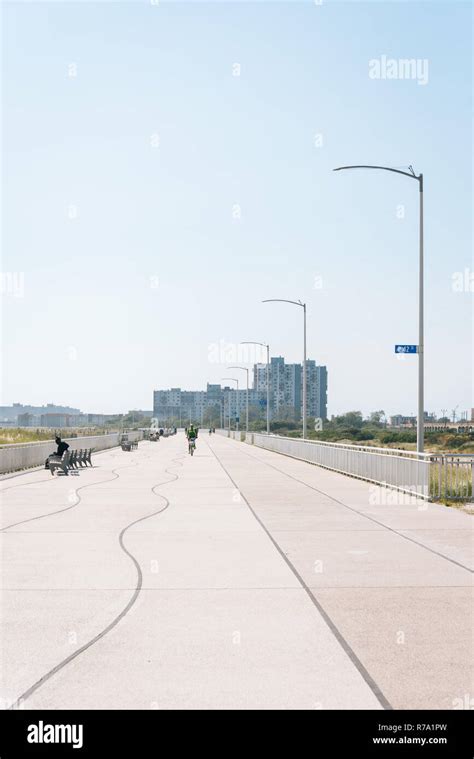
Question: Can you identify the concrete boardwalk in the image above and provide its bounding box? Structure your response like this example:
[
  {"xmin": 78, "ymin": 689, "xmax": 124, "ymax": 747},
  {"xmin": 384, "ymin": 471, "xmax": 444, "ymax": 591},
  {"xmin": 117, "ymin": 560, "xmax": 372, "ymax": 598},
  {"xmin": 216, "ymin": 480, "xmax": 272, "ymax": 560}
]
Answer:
[{"xmin": 0, "ymin": 434, "xmax": 472, "ymax": 710}]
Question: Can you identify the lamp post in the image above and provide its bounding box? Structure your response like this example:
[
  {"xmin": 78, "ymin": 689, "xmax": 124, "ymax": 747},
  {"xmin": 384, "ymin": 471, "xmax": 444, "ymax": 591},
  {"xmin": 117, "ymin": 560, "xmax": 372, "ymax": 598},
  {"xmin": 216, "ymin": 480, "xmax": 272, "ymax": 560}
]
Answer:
[
  {"xmin": 262, "ymin": 300, "xmax": 307, "ymax": 439},
  {"xmin": 221, "ymin": 392, "xmax": 230, "ymax": 431},
  {"xmin": 333, "ymin": 164, "xmax": 424, "ymax": 452},
  {"xmin": 228, "ymin": 366, "xmax": 249, "ymax": 433},
  {"xmin": 240, "ymin": 341, "xmax": 270, "ymax": 434},
  {"xmin": 221, "ymin": 378, "xmax": 239, "ymax": 430}
]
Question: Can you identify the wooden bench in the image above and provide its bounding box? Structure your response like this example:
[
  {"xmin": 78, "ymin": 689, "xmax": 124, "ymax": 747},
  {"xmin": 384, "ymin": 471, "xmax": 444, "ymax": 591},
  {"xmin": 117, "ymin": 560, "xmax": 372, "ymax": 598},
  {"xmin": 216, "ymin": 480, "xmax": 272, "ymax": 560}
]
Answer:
[
  {"xmin": 49, "ymin": 450, "xmax": 70, "ymax": 476},
  {"xmin": 77, "ymin": 449, "xmax": 88, "ymax": 467},
  {"xmin": 68, "ymin": 449, "xmax": 78, "ymax": 469},
  {"xmin": 65, "ymin": 448, "xmax": 93, "ymax": 470},
  {"xmin": 121, "ymin": 441, "xmax": 137, "ymax": 452}
]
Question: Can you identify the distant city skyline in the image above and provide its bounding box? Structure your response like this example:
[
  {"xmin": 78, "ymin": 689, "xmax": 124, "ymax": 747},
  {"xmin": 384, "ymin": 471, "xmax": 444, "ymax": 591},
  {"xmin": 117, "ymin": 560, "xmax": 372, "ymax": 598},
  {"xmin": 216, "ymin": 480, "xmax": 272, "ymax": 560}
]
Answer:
[
  {"xmin": 0, "ymin": 402, "xmax": 155, "ymax": 428},
  {"xmin": 2, "ymin": 399, "xmax": 472, "ymax": 427}
]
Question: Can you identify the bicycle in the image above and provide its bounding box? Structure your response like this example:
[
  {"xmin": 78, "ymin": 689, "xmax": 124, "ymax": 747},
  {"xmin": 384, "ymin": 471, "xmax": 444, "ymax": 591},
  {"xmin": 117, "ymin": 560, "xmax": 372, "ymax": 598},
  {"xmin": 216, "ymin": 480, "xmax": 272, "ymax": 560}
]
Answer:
[{"xmin": 188, "ymin": 438, "xmax": 196, "ymax": 456}]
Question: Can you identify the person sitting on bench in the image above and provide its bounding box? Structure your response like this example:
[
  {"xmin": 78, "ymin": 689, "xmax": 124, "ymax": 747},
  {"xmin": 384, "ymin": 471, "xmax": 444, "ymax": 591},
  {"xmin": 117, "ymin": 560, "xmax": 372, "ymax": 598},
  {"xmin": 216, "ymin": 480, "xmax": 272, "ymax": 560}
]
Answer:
[{"xmin": 45, "ymin": 437, "xmax": 69, "ymax": 469}]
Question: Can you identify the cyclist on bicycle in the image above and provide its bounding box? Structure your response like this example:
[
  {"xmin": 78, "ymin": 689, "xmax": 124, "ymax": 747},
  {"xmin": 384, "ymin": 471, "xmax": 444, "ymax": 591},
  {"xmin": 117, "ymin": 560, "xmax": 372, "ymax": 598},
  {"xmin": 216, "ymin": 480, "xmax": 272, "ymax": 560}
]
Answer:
[{"xmin": 187, "ymin": 424, "xmax": 197, "ymax": 454}]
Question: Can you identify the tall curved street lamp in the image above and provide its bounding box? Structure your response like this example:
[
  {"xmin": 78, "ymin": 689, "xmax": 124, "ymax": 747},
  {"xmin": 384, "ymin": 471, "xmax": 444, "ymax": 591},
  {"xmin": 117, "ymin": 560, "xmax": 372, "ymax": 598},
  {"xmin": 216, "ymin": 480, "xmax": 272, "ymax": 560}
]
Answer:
[
  {"xmin": 262, "ymin": 299, "xmax": 307, "ymax": 439},
  {"xmin": 221, "ymin": 377, "xmax": 239, "ymax": 431},
  {"xmin": 333, "ymin": 164, "xmax": 424, "ymax": 452},
  {"xmin": 228, "ymin": 366, "xmax": 249, "ymax": 433},
  {"xmin": 240, "ymin": 341, "xmax": 270, "ymax": 434}
]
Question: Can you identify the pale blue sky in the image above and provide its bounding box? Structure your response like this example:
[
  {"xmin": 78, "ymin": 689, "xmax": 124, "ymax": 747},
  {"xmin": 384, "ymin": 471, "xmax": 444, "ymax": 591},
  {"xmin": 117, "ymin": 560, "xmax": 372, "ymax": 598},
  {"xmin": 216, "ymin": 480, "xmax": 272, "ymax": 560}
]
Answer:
[{"xmin": 2, "ymin": 0, "xmax": 472, "ymax": 416}]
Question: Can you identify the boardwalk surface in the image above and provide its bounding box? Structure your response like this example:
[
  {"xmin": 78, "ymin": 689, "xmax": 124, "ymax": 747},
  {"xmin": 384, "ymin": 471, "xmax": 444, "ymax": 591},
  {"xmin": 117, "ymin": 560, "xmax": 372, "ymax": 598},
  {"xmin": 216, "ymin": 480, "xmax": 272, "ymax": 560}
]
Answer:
[{"xmin": 1, "ymin": 434, "xmax": 472, "ymax": 710}]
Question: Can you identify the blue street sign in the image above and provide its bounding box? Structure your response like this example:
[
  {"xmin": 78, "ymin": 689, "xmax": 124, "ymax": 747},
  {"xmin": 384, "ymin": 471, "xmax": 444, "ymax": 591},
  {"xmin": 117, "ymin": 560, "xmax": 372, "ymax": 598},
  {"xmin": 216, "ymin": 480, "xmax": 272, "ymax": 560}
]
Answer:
[
  {"xmin": 259, "ymin": 399, "xmax": 266, "ymax": 407},
  {"xmin": 395, "ymin": 345, "xmax": 418, "ymax": 354}
]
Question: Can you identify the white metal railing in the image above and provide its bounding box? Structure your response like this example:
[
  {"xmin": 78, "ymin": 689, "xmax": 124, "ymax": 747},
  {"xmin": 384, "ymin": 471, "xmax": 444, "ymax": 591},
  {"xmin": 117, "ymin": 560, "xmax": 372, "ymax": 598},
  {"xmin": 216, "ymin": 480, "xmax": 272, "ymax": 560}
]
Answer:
[
  {"xmin": 215, "ymin": 429, "xmax": 229, "ymax": 437},
  {"xmin": 429, "ymin": 453, "xmax": 474, "ymax": 502},
  {"xmin": 216, "ymin": 429, "xmax": 431, "ymax": 499},
  {"xmin": 250, "ymin": 433, "xmax": 431, "ymax": 498},
  {"xmin": 216, "ymin": 429, "xmax": 243, "ymax": 441},
  {"xmin": 215, "ymin": 430, "xmax": 474, "ymax": 501}
]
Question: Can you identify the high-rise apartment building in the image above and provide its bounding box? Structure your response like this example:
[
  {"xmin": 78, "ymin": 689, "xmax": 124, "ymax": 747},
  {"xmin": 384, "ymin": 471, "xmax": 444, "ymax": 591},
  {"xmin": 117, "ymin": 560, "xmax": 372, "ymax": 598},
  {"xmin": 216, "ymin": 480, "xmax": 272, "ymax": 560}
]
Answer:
[
  {"xmin": 153, "ymin": 357, "xmax": 328, "ymax": 424},
  {"xmin": 253, "ymin": 357, "xmax": 327, "ymax": 421}
]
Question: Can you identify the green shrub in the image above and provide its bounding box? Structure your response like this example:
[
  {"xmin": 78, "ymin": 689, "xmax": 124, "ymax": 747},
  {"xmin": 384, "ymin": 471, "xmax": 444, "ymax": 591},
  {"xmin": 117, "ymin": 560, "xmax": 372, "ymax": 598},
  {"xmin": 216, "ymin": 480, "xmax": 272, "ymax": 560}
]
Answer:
[{"xmin": 380, "ymin": 431, "xmax": 417, "ymax": 444}]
